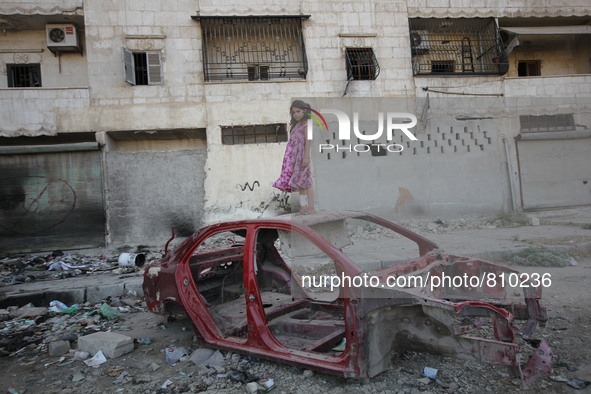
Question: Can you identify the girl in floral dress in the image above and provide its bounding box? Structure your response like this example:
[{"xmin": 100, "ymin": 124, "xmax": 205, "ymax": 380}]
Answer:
[{"xmin": 273, "ymin": 100, "xmax": 315, "ymax": 214}]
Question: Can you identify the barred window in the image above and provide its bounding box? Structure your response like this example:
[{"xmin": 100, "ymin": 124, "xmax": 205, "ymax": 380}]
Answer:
[
  {"xmin": 221, "ymin": 124, "xmax": 287, "ymax": 145},
  {"xmin": 520, "ymin": 114, "xmax": 575, "ymax": 132},
  {"xmin": 345, "ymin": 48, "xmax": 380, "ymax": 80},
  {"xmin": 197, "ymin": 16, "xmax": 309, "ymax": 82},
  {"xmin": 409, "ymin": 18, "xmax": 507, "ymax": 76},
  {"xmin": 7, "ymin": 64, "xmax": 42, "ymax": 87}
]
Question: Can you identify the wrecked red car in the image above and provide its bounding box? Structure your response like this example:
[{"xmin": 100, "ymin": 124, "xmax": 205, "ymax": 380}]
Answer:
[{"xmin": 143, "ymin": 211, "xmax": 551, "ymax": 385}]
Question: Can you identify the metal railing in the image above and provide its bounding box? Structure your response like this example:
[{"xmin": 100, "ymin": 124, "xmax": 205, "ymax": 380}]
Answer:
[
  {"xmin": 409, "ymin": 18, "xmax": 508, "ymax": 76},
  {"xmin": 200, "ymin": 17, "xmax": 308, "ymax": 82}
]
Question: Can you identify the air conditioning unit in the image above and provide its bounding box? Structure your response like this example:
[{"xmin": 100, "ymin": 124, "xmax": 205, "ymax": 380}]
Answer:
[
  {"xmin": 410, "ymin": 30, "xmax": 430, "ymax": 54},
  {"xmin": 46, "ymin": 24, "xmax": 81, "ymax": 54}
]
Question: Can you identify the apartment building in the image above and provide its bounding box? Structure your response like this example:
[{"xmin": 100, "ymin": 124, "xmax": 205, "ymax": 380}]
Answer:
[{"xmin": 0, "ymin": 0, "xmax": 589, "ymax": 252}]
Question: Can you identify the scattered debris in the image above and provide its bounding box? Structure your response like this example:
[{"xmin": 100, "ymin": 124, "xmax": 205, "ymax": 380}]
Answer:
[
  {"xmin": 48, "ymin": 300, "xmax": 78, "ymax": 313},
  {"xmin": 48, "ymin": 340, "xmax": 70, "ymax": 356},
  {"xmin": 423, "ymin": 366, "xmax": 438, "ymax": 378},
  {"xmin": 99, "ymin": 303, "xmax": 123, "ymax": 320},
  {"xmin": 259, "ymin": 378, "xmax": 275, "ymax": 392},
  {"xmin": 71, "ymin": 371, "xmax": 85, "ymax": 382},
  {"xmin": 245, "ymin": 381, "xmax": 259, "ymax": 393},
  {"xmin": 551, "ymin": 375, "xmax": 591, "ymax": 389},
  {"xmin": 189, "ymin": 348, "xmax": 224, "ymax": 368},
  {"xmin": 165, "ymin": 345, "xmax": 188, "ymax": 365},
  {"xmin": 0, "ymin": 251, "xmax": 160, "ymax": 287},
  {"xmin": 487, "ymin": 212, "xmax": 532, "ymax": 227},
  {"xmin": 78, "ymin": 331, "xmax": 134, "ymax": 358},
  {"xmin": 228, "ymin": 367, "xmax": 259, "ymax": 383},
  {"xmin": 506, "ymin": 247, "xmax": 572, "ymax": 267},
  {"xmin": 84, "ymin": 350, "xmax": 107, "ymax": 368}
]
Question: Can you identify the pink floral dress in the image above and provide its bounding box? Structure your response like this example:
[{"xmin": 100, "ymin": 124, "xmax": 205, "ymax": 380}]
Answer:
[{"xmin": 273, "ymin": 122, "xmax": 312, "ymax": 192}]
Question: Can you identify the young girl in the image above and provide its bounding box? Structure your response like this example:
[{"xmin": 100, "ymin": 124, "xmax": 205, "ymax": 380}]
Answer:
[{"xmin": 273, "ymin": 100, "xmax": 315, "ymax": 214}]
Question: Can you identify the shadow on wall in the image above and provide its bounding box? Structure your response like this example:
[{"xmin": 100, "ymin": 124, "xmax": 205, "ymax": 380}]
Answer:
[{"xmin": 394, "ymin": 187, "xmax": 425, "ymax": 216}]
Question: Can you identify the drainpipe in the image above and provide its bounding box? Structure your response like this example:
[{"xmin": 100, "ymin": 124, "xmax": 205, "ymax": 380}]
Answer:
[{"xmin": 502, "ymin": 135, "xmax": 518, "ymax": 212}]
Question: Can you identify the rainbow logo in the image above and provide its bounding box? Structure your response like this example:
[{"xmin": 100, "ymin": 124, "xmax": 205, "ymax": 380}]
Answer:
[{"xmin": 310, "ymin": 109, "xmax": 329, "ymax": 131}]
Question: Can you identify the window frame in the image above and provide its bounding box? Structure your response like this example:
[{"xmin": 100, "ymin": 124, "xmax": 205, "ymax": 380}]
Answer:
[
  {"xmin": 123, "ymin": 48, "xmax": 163, "ymax": 86},
  {"xmin": 7, "ymin": 63, "xmax": 42, "ymax": 88},
  {"xmin": 519, "ymin": 114, "xmax": 575, "ymax": 133},
  {"xmin": 221, "ymin": 123, "xmax": 288, "ymax": 145},
  {"xmin": 517, "ymin": 60, "xmax": 541, "ymax": 77},
  {"xmin": 196, "ymin": 15, "xmax": 309, "ymax": 82},
  {"xmin": 345, "ymin": 48, "xmax": 380, "ymax": 80}
]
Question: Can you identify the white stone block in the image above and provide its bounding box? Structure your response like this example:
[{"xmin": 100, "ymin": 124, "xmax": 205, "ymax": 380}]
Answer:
[{"xmin": 78, "ymin": 332, "xmax": 134, "ymax": 359}]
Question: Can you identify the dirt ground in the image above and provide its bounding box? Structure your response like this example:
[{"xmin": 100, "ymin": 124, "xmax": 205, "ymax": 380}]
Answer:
[{"xmin": 1, "ymin": 256, "xmax": 589, "ymax": 394}]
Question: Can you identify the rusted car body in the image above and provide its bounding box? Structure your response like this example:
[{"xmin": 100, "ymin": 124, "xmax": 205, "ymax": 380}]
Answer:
[{"xmin": 143, "ymin": 211, "xmax": 551, "ymax": 385}]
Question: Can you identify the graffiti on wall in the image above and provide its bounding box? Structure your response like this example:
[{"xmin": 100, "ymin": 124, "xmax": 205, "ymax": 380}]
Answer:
[
  {"xmin": 237, "ymin": 181, "xmax": 260, "ymax": 192},
  {"xmin": 0, "ymin": 176, "xmax": 77, "ymax": 235}
]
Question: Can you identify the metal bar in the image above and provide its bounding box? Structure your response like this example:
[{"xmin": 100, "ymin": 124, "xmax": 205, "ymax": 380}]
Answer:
[{"xmin": 0, "ymin": 142, "xmax": 100, "ymax": 155}]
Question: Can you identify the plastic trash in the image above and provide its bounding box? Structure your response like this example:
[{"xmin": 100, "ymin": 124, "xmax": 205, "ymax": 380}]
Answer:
[
  {"xmin": 259, "ymin": 378, "xmax": 275, "ymax": 392},
  {"xmin": 165, "ymin": 346, "xmax": 188, "ymax": 365},
  {"xmin": 84, "ymin": 351, "xmax": 107, "ymax": 368},
  {"xmin": 99, "ymin": 303, "xmax": 123, "ymax": 320},
  {"xmin": 332, "ymin": 338, "xmax": 346, "ymax": 351},
  {"xmin": 48, "ymin": 300, "xmax": 78, "ymax": 313},
  {"xmin": 423, "ymin": 366, "xmax": 438, "ymax": 379},
  {"xmin": 228, "ymin": 368, "xmax": 259, "ymax": 383},
  {"xmin": 568, "ymin": 378, "xmax": 591, "ymax": 389},
  {"xmin": 139, "ymin": 337, "xmax": 152, "ymax": 345}
]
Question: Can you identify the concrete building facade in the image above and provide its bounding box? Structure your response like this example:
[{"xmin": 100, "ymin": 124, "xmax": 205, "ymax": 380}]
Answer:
[{"xmin": 0, "ymin": 0, "xmax": 589, "ymax": 252}]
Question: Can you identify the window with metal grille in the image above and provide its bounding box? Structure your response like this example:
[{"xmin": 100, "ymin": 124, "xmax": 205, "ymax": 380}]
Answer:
[
  {"xmin": 345, "ymin": 48, "xmax": 380, "ymax": 80},
  {"xmin": 520, "ymin": 114, "xmax": 575, "ymax": 132},
  {"xmin": 196, "ymin": 16, "xmax": 309, "ymax": 82},
  {"xmin": 221, "ymin": 124, "xmax": 287, "ymax": 145},
  {"xmin": 123, "ymin": 49, "xmax": 162, "ymax": 85},
  {"xmin": 7, "ymin": 64, "xmax": 42, "ymax": 87},
  {"xmin": 409, "ymin": 18, "xmax": 507, "ymax": 76},
  {"xmin": 517, "ymin": 60, "xmax": 541, "ymax": 77}
]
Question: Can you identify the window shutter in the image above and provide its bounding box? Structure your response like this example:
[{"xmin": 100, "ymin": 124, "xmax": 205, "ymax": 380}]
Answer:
[
  {"xmin": 147, "ymin": 52, "xmax": 162, "ymax": 84},
  {"xmin": 123, "ymin": 48, "xmax": 136, "ymax": 85}
]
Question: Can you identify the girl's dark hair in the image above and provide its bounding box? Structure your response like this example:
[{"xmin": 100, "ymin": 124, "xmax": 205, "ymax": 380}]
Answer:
[{"xmin": 290, "ymin": 100, "xmax": 311, "ymax": 126}]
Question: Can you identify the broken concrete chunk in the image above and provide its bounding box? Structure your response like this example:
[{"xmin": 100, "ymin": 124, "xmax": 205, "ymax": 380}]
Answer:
[
  {"xmin": 78, "ymin": 331, "xmax": 133, "ymax": 358},
  {"xmin": 526, "ymin": 214, "xmax": 540, "ymax": 226},
  {"xmin": 48, "ymin": 340, "xmax": 70, "ymax": 357},
  {"xmin": 245, "ymin": 382, "xmax": 259, "ymax": 393},
  {"xmin": 189, "ymin": 348, "xmax": 216, "ymax": 366},
  {"xmin": 14, "ymin": 304, "xmax": 48, "ymax": 319},
  {"xmin": 189, "ymin": 348, "xmax": 224, "ymax": 368}
]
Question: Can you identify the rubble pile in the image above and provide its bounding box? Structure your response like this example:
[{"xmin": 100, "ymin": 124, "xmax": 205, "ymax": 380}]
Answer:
[
  {"xmin": 0, "ymin": 295, "xmax": 146, "ymax": 357},
  {"xmin": 0, "ymin": 251, "xmax": 160, "ymax": 286}
]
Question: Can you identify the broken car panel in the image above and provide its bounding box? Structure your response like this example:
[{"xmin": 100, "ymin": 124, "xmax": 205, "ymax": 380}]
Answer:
[{"xmin": 143, "ymin": 210, "xmax": 551, "ymax": 385}]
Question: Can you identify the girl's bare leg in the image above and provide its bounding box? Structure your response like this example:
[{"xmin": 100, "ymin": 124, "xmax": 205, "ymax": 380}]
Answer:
[
  {"xmin": 301, "ymin": 187, "xmax": 315, "ymax": 214},
  {"xmin": 297, "ymin": 190, "xmax": 308, "ymax": 214}
]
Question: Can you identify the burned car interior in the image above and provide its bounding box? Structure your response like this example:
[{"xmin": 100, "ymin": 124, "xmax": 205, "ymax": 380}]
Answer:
[
  {"xmin": 188, "ymin": 227, "xmax": 346, "ymax": 354},
  {"xmin": 144, "ymin": 211, "xmax": 551, "ymax": 385}
]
